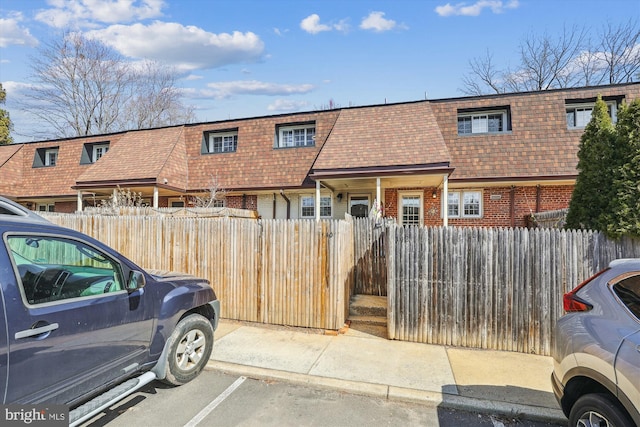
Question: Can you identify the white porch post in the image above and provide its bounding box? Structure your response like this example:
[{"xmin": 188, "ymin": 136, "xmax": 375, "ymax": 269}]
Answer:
[
  {"xmin": 315, "ymin": 180, "xmax": 321, "ymax": 222},
  {"xmin": 153, "ymin": 186, "xmax": 159, "ymax": 208},
  {"xmin": 443, "ymin": 174, "xmax": 449, "ymax": 227},
  {"xmin": 77, "ymin": 191, "xmax": 83, "ymax": 212},
  {"xmin": 376, "ymin": 177, "xmax": 381, "ymax": 209}
]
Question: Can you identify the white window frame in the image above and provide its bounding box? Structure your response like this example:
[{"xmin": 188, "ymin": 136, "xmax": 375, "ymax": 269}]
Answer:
[
  {"xmin": 398, "ymin": 192, "xmax": 423, "ymax": 226},
  {"xmin": 207, "ymin": 131, "xmax": 238, "ymax": 153},
  {"xmin": 37, "ymin": 204, "xmax": 55, "ymax": 212},
  {"xmin": 45, "ymin": 149, "xmax": 58, "ymax": 166},
  {"xmin": 447, "ymin": 190, "xmax": 482, "ymax": 218},
  {"xmin": 349, "ymin": 195, "xmax": 371, "ymax": 218},
  {"xmin": 277, "ymin": 124, "xmax": 315, "ymax": 148},
  {"xmin": 566, "ymin": 101, "xmax": 618, "ymax": 129},
  {"xmin": 92, "ymin": 144, "xmax": 109, "ymax": 162},
  {"xmin": 168, "ymin": 198, "xmax": 185, "ymax": 208},
  {"xmin": 300, "ymin": 195, "xmax": 331, "ymax": 219},
  {"xmin": 458, "ymin": 110, "xmax": 507, "ymax": 135}
]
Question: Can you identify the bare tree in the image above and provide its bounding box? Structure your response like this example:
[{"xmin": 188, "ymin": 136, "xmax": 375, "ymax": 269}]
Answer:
[
  {"xmin": 21, "ymin": 32, "xmax": 194, "ymax": 139},
  {"xmin": 190, "ymin": 175, "xmax": 226, "ymax": 208},
  {"xmin": 123, "ymin": 60, "xmax": 196, "ymax": 130},
  {"xmin": 598, "ymin": 20, "xmax": 640, "ymax": 84},
  {"xmin": 460, "ymin": 21, "xmax": 638, "ymax": 95},
  {"xmin": 460, "ymin": 50, "xmax": 505, "ymax": 95}
]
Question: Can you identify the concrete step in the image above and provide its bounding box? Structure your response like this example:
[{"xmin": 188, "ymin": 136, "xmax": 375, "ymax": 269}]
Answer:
[
  {"xmin": 348, "ymin": 315, "xmax": 387, "ymax": 327},
  {"xmin": 346, "ymin": 323, "xmax": 388, "ymax": 339},
  {"xmin": 349, "ymin": 294, "xmax": 387, "ymax": 317}
]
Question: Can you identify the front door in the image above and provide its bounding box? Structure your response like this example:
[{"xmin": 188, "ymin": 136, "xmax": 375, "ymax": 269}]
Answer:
[
  {"xmin": 4, "ymin": 234, "xmax": 153, "ymax": 404},
  {"xmin": 350, "ymin": 196, "xmax": 370, "ymax": 218}
]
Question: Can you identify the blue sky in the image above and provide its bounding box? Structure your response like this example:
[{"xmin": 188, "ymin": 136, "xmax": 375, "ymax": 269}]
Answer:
[{"xmin": 1, "ymin": 0, "xmax": 638, "ymax": 142}]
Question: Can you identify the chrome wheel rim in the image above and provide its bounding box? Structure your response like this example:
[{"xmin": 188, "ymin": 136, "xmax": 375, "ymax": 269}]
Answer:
[
  {"xmin": 175, "ymin": 329, "xmax": 206, "ymax": 371},
  {"xmin": 577, "ymin": 411, "xmax": 611, "ymax": 427}
]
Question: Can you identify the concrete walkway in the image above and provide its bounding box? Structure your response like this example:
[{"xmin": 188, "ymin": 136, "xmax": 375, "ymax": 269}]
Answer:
[{"xmin": 207, "ymin": 320, "xmax": 566, "ymax": 424}]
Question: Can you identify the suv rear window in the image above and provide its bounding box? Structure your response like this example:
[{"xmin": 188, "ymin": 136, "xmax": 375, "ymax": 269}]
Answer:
[{"xmin": 613, "ymin": 274, "xmax": 640, "ymax": 319}]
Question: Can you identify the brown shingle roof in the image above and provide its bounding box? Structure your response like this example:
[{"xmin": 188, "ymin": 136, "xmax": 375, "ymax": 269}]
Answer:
[
  {"xmin": 76, "ymin": 127, "xmax": 185, "ymax": 185},
  {"xmin": 184, "ymin": 111, "xmax": 341, "ymax": 191},
  {"xmin": 431, "ymin": 84, "xmax": 640, "ymax": 181},
  {"xmin": 313, "ymin": 102, "xmax": 450, "ymax": 172}
]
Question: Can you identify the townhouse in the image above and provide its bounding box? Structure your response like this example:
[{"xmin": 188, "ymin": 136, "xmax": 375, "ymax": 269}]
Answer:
[{"xmin": 1, "ymin": 82, "xmax": 638, "ymax": 228}]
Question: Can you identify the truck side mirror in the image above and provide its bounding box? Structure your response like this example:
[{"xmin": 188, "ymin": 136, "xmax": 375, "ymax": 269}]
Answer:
[{"xmin": 127, "ymin": 270, "xmax": 146, "ymax": 291}]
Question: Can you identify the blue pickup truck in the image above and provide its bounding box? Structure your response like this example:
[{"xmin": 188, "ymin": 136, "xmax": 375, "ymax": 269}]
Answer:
[{"xmin": 0, "ymin": 196, "xmax": 220, "ymax": 425}]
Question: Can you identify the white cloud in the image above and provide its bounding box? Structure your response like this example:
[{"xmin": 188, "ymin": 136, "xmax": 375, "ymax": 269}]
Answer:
[
  {"xmin": 435, "ymin": 0, "xmax": 519, "ymax": 17},
  {"xmin": 360, "ymin": 12, "xmax": 401, "ymax": 32},
  {"xmin": 267, "ymin": 99, "xmax": 309, "ymax": 112},
  {"xmin": 35, "ymin": 0, "xmax": 165, "ymax": 28},
  {"xmin": 300, "ymin": 14, "xmax": 349, "ymax": 34},
  {"xmin": 204, "ymin": 80, "xmax": 315, "ymax": 99},
  {"xmin": 86, "ymin": 22, "xmax": 265, "ymax": 71},
  {"xmin": 0, "ymin": 13, "xmax": 39, "ymax": 48},
  {"xmin": 300, "ymin": 14, "xmax": 332, "ymax": 34}
]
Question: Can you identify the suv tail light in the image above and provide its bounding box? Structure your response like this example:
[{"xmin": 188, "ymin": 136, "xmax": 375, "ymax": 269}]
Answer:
[
  {"xmin": 563, "ymin": 292, "xmax": 593, "ymax": 312},
  {"xmin": 563, "ymin": 268, "xmax": 609, "ymax": 312}
]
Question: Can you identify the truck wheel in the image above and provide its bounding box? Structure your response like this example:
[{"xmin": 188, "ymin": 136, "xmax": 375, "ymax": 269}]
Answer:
[
  {"xmin": 568, "ymin": 393, "xmax": 634, "ymax": 427},
  {"xmin": 161, "ymin": 314, "xmax": 214, "ymax": 386}
]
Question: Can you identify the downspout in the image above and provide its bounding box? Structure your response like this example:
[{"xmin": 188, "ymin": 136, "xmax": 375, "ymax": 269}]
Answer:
[
  {"xmin": 510, "ymin": 186, "xmax": 516, "ymax": 227},
  {"xmin": 279, "ymin": 190, "xmax": 290, "ymax": 219},
  {"xmin": 242, "ymin": 194, "xmax": 247, "ymax": 209},
  {"xmin": 535, "ymin": 185, "xmax": 541, "ymax": 213},
  {"xmin": 272, "ymin": 193, "xmax": 277, "ymax": 219}
]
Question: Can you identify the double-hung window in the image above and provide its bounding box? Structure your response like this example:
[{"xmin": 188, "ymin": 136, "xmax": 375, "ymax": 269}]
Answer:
[
  {"xmin": 277, "ymin": 124, "xmax": 315, "ymax": 148},
  {"xmin": 457, "ymin": 107, "xmax": 510, "ymax": 135},
  {"xmin": 33, "ymin": 147, "xmax": 60, "ymax": 168},
  {"xmin": 300, "ymin": 195, "xmax": 331, "ymax": 219},
  {"xmin": 399, "ymin": 193, "xmax": 423, "ymax": 226},
  {"xmin": 45, "ymin": 149, "xmax": 58, "ymax": 166},
  {"xmin": 203, "ymin": 130, "xmax": 238, "ymax": 154},
  {"xmin": 447, "ymin": 191, "xmax": 482, "ymax": 218},
  {"xmin": 566, "ymin": 100, "xmax": 618, "ymax": 129},
  {"xmin": 93, "ymin": 144, "xmax": 109, "ymax": 162}
]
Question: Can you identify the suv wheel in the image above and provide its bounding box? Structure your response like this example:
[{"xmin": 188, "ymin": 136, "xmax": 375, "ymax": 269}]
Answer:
[
  {"xmin": 569, "ymin": 393, "xmax": 634, "ymax": 427},
  {"xmin": 161, "ymin": 314, "xmax": 214, "ymax": 386}
]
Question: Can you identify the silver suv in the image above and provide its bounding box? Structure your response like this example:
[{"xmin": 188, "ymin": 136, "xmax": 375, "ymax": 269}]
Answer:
[{"xmin": 552, "ymin": 258, "xmax": 640, "ymax": 427}]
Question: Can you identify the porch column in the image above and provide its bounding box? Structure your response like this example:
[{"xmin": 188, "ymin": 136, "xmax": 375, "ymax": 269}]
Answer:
[
  {"xmin": 77, "ymin": 191, "xmax": 83, "ymax": 212},
  {"xmin": 443, "ymin": 174, "xmax": 449, "ymax": 227},
  {"xmin": 315, "ymin": 180, "xmax": 321, "ymax": 222},
  {"xmin": 153, "ymin": 186, "xmax": 159, "ymax": 208},
  {"xmin": 376, "ymin": 177, "xmax": 381, "ymax": 210}
]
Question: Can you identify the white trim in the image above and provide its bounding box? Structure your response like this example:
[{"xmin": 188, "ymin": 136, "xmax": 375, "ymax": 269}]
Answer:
[
  {"xmin": 566, "ymin": 100, "xmax": 618, "ymax": 129},
  {"xmin": 277, "ymin": 124, "xmax": 316, "ymax": 148},
  {"xmin": 207, "ymin": 131, "xmax": 238, "ymax": 153},
  {"xmin": 446, "ymin": 190, "xmax": 482, "ymax": 218},
  {"xmin": 92, "ymin": 144, "xmax": 109, "ymax": 162},
  {"xmin": 398, "ymin": 191, "xmax": 423, "ymax": 226}
]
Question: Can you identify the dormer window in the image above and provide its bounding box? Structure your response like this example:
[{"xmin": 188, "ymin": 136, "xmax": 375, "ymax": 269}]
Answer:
[
  {"xmin": 565, "ymin": 98, "xmax": 620, "ymax": 129},
  {"xmin": 457, "ymin": 106, "xmax": 511, "ymax": 135},
  {"xmin": 45, "ymin": 149, "xmax": 58, "ymax": 166},
  {"xmin": 276, "ymin": 123, "xmax": 315, "ymax": 148},
  {"xmin": 80, "ymin": 142, "xmax": 110, "ymax": 164},
  {"xmin": 33, "ymin": 147, "xmax": 60, "ymax": 168},
  {"xmin": 202, "ymin": 129, "xmax": 238, "ymax": 154},
  {"xmin": 93, "ymin": 144, "xmax": 109, "ymax": 161}
]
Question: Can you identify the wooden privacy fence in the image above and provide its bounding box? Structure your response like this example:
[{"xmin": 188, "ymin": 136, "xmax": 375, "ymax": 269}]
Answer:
[
  {"xmin": 385, "ymin": 225, "xmax": 640, "ymax": 356},
  {"xmin": 41, "ymin": 214, "xmax": 353, "ymax": 330}
]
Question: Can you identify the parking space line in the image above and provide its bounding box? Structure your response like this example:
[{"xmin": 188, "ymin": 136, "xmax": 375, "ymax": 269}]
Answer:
[{"xmin": 183, "ymin": 376, "xmax": 247, "ymax": 427}]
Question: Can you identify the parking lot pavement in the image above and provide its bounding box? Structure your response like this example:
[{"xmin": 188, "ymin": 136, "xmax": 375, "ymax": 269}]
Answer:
[{"xmin": 208, "ymin": 320, "xmax": 566, "ymax": 424}]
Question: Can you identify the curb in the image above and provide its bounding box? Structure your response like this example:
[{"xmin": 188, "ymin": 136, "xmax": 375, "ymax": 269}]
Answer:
[{"xmin": 206, "ymin": 360, "xmax": 567, "ymax": 424}]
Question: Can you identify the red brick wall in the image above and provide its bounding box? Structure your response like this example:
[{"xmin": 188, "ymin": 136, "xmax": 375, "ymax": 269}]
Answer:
[
  {"xmin": 384, "ymin": 185, "xmax": 573, "ymax": 228},
  {"xmin": 225, "ymin": 195, "xmax": 257, "ymax": 210},
  {"xmin": 54, "ymin": 201, "xmax": 77, "ymax": 213}
]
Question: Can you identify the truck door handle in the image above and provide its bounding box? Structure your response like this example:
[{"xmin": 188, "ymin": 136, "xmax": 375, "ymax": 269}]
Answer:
[{"xmin": 15, "ymin": 323, "xmax": 59, "ymax": 339}]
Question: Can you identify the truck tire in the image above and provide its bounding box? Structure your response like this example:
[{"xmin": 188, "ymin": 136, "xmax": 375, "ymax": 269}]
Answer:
[
  {"xmin": 161, "ymin": 314, "xmax": 214, "ymax": 386},
  {"xmin": 568, "ymin": 393, "xmax": 634, "ymax": 427}
]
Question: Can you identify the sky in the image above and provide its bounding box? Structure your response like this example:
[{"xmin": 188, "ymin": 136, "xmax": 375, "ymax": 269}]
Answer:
[{"xmin": 1, "ymin": 0, "xmax": 638, "ymax": 143}]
